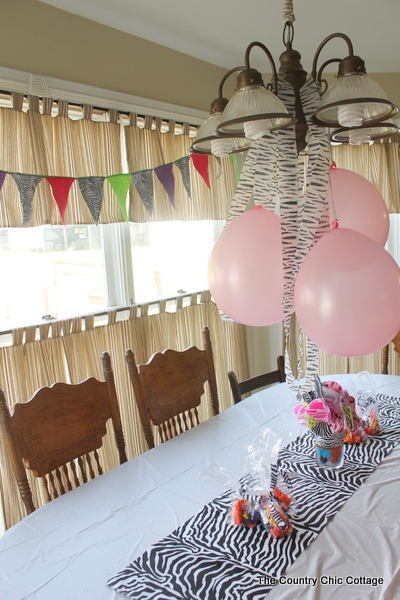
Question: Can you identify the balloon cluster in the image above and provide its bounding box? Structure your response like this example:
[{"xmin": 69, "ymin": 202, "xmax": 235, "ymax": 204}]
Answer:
[{"xmin": 208, "ymin": 168, "xmax": 400, "ymax": 356}]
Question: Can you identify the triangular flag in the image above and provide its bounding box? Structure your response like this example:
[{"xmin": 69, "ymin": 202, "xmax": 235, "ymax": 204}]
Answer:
[
  {"xmin": 11, "ymin": 173, "xmax": 43, "ymax": 226},
  {"xmin": 46, "ymin": 176, "xmax": 75, "ymax": 224},
  {"xmin": 174, "ymin": 156, "xmax": 191, "ymax": 198},
  {"xmin": 230, "ymin": 153, "xmax": 241, "ymax": 184},
  {"xmin": 106, "ymin": 174, "xmax": 131, "ymax": 222},
  {"xmin": 132, "ymin": 170, "xmax": 154, "ymax": 216},
  {"xmin": 154, "ymin": 163, "xmax": 175, "ymax": 207},
  {"xmin": 191, "ymin": 154, "xmax": 210, "ymax": 188},
  {"xmin": 0, "ymin": 171, "xmax": 6, "ymax": 191},
  {"xmin": 78, "ymin": 177, "xmax": 105, "ymax": 225}
]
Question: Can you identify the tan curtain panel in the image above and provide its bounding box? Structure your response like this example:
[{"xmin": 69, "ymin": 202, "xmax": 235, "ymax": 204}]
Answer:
[
  {"xmin": 125, "ymin": 115, "xmax": 237, "ymax": 221},
  {"xmin": 331, "ymin": 139, "xmax": 400, "ymax": 213},
  {"xmin": 0, "ymin": 95, "xmax": 123, "ymax": 227},
  {"xmin": 0, "ymin": 295, "xmax": 249, "ymax": 530}
]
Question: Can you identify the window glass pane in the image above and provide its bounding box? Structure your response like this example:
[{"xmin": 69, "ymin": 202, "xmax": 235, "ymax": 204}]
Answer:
[
  {"xmin": 130, "ymin": 221, "xmax": 224, "ymax": 303},
  {"xmin": 0, "ymin": 225, "xmax": 107, "ymax": 329}
]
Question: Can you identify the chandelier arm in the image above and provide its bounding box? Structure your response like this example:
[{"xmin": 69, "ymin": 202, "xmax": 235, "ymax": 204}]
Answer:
[
  {"xmin": 217, "ymin": 66, "xmax": 246, "ymax": 98},
  {"xmin": 311, "ymin": 33, "xmax": 354, "ymax": 81},
  {"xmin": 317, "ymin": 58, "xmax": 342, "ymax": 94},
  {"xmin": 244, "ymin": 42, "xmax": 279, "ymax": 94}
]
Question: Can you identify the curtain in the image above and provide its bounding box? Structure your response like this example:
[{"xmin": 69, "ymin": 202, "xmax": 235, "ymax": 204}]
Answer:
[
  {"xmin": 0, "ymin": 295, "xmax": 249, "ymax": 530},
  {"xmin": 331, "ymin": 139, "xmax": 400, "ymax": 213},
  {"xmin": 0, "ymin": 96, "xmax": 237, "ymax": 227},
  {"xmin": 0, "ymin": 96, "xmax": 123, "ymax": 227},
  {"xmin": 125, "ymin": 114, "xmax": 237, "ymax": 222}
]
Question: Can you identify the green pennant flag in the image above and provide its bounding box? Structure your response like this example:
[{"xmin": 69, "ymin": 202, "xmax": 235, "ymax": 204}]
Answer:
[{"xmin": 106, "ymin": 174, "xmax": 131, "ymax": 222}]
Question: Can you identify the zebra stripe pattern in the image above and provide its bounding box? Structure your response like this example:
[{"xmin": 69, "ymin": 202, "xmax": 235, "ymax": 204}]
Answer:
[
  {"xmin": 108, "ymin": 394, "xmax": 400, "ymax": 600},
  {"xmin": 12, "ymin": 173, "xmax": 44, "ymax": 226},
  {"xmin": 77, "ymin": 176, "xmax": 105, "ymax": 225}
]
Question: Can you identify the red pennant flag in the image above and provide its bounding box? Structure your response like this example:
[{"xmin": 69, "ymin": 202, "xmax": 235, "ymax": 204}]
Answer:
[
  {"xmin": 46, "ymin": 177, "xmax": 75, "ymax": 223},
  {"xmin": 191, "ymin": 154, "xmax": 210, "ymax": 189}
]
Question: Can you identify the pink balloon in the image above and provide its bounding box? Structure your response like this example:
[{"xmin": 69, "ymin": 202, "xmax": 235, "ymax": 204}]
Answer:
[
  {"xmin": 294, "ymin": 227, "xmax": 400, "ymax": 357},
  {"xmin": 327, "ymin": 167, "xmax": 389, "ymax": 245},
  {"xmin": 208, "ymin": 206, "xmax": 284, "ymax": 326}
]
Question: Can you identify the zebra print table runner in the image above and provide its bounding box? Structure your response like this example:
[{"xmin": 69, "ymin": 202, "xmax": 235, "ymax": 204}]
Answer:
[{"xmin": 108, "ymin": 394, "xmax": 400, "ymax": 600}]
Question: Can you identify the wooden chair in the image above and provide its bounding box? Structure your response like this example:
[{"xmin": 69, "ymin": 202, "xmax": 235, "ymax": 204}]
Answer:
[
  {"xmin": 0, "ymin": 351, "xmax": 127, "ymax": 516},
  {"xmin": 125, "ymin": 326, "xmax": 219, "ymax": 449},
  {"xmin": 228, "ymin": 355, "xmax": 286, "ymax": 404},
  {"xmin": 382, "ymin": 331, "xmax": 400, "ymax": 374}
]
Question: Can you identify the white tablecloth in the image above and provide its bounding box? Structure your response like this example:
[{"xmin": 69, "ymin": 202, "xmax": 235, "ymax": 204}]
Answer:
[{"xmin": 1, "ymin": 374, "xmax": 399, "ymax": 599}]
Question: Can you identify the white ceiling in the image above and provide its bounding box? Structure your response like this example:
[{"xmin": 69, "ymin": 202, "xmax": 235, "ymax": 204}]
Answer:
[{"xmin": 39, "ymin": 0, "xmax": 400, "ymax": 74}]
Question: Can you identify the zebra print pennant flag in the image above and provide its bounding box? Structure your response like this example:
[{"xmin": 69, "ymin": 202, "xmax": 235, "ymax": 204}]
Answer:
[
  {"xmin": 154, "ymin": 163, "xmax": 175, "ymax": 207},
  {"xmin": 77, "ymin": 177, "xmax": 105, "ymax": 225},
  {"xmin": 108, "ymin": 394, "xmax": 400, "ymax": 600},
  {"xmin": 132, "ymin": 170, "xmax": 154, "ymax": 216},
  {"xmin": 106, "ymin": 174, "xmax": 131, "ymax": 222},
  {"xmin": 46, "ymin": 176, "xmax": 75, "ymax": 224},
  {"xmin": 174, "ymin": 156, "xmax": 191, "ymax": 198},
  {"xmin": 11, "ymin": 173, "xmax": 44, "ymax": 226},
  {"xmin": 0, "ymin": 171, "xmax": 6, "ymax": 191}
]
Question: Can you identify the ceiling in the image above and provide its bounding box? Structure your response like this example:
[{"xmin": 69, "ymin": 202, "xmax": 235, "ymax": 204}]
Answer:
[{"xmin": 39, "ymin": 0, "xmax": 400, "ymax": 74}]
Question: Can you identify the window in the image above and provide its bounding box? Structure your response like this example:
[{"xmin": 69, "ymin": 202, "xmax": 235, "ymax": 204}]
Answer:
[{"xmin": 0, "ymin": 219, "xmax": 224, "ymax": 330}]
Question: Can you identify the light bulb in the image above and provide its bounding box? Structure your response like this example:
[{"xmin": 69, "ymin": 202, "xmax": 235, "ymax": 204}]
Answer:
[
  {"xmin": 211, "ymin": 137, "xmax": 232, "ymax": 158},
  {"xmin": 338, "ymin": 104, "xmax": 364, "ymax": 127},
  {"xmin": 349, "ymin": 128, "xmax": 372, "ymax": 145},
  {"xmin": 244, "ymin": 119, "xmax": 271, "ymax": 140}
]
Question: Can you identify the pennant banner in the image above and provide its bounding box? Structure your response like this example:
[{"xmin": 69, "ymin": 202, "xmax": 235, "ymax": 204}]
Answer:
[
  {"xmin": 191, "ymin": 154, "xmax": 210, "ymax": 189},
  {"xmin": 106, "ymin": 174, "xmax": 131, "ymax": 222},
  {"xmin": 174, "ymin": 156, "xmax": 191, "ymax": 198},
  {"xmin": 132, "ymin": 170, "xmax": 154, "ymax": 216},
  {"xmin": 11, "ymin": 174, "xmax": 44, "ymax": 226},
  {"xmin": 155, "ymin": 163, "xmax": 175, "ymax": 207},
  {"xmin": 46, "ymin": 176, "xmax": 75, "ymax": 224},
  {"xmin": 1, "ymin": 153, "xmax": 223, "ymax": 226},
  {"xmin": 0, "ymin": 171, "xmax": 6, "ymax": 192},
  {"xmin": 78, "ymin": 177, "xmax": 105, "ymax": 225}
]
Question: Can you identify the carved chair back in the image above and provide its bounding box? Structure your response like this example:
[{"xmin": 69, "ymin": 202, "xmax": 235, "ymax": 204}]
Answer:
[
  {"xmin": 0, "ymin": 351, "xmax": 127, "ymax": 516},
  {"xmin": 228, "ymin": 355, "xmax": 286, "ymax": 404},
  {"xmin": 125, "ymin": 326, "xmax": 219, "ymax": 449}
]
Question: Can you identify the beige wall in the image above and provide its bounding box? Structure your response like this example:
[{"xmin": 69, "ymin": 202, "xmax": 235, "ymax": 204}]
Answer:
[
  {"xmin": 0, "ymin": 0, "xmax": 226, "ymax": 113},
  {"xmin": 1, "ymin": 0, "xmax": 399, "ymax": 113}
]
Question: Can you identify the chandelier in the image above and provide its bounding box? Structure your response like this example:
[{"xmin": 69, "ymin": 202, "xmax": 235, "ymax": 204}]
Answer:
[
  {"xmin": 190, "ymin": 1, "xmax": 399, "ymax": 156},
  {"xmin": 197, "ymin": 0, "xmax": 400, "ymax": 392}
]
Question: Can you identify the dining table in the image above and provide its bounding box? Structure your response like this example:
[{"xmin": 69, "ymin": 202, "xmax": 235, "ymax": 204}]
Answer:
[{"xmin": 1, "ymin": 373, "xmax": 400, "ymax": 600}]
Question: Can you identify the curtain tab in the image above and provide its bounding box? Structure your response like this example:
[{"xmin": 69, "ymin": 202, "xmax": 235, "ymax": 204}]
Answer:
[
  {"xmin": 11, "ymin": 328, "xmax": 24, "ymax": 346},
  {"xmin": 182, "ymin": 122, "xmax": 191, "ymax": 136},
  {"xmin": 109, "ymin": 109, "xmax": 118, "ymax": 124},
  {"xmin": 107, "ymin": 310, "xmax": 117, "ymax": 325},
  {"xmin": 168, "ymin": 120, "xmax": 176, "ymax": 134},
  {"xmin": 27, "ymin": 95, "xmax": 40, "ymax": 113},
  {"xmin": 83, "ymin": 104, "xmax": 93, "ymax": 120},
  {"xmin": 57, "ymin": 100, "xmax": 69, "ymax": 117},
  {"xmin": 84, "ymin": 315, "xmax": 95, "ymax": 331},
  {"xmin": 144, "ymin": 115, "xmax": 153, "ymax": 130},
  {"xmin": 39, "ymin": 323, "xmax": 51, "ymax": 340},
  {"xmin": 12, "ymin": 92, "xmax": 24, "ymax": 112},
  {"xmin": 41, "ymin": 97, "xmax": 54, "ymax": 115},
  {"xmin": 129, "ymin": 305, "xmax": 138, "ymax": 320},
  {"xmin": 129, "ymin": 112, "xmax": 137, "ymax": 127}
]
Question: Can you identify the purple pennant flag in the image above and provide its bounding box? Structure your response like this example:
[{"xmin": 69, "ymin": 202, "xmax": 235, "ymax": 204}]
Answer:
[
  {"xmin": 11, "ymin": 173, "xmax": 44, "ymax": 226},
  {"xmin": 155, "ymin": 163, "xmax": 175, "ymax": 207},
  {"xmin": 0, "ymin": 171, "xmax": 6, "ymax": 191}
]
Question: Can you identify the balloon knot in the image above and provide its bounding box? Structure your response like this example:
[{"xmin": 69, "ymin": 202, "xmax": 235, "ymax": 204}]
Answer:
[
  {"xmin": 331, "ymin": 220, "xmax": 339, "ymax": 229},
  {"xmin": 330, "ymin": 162, "xmax": 337, "ymax": 170}
]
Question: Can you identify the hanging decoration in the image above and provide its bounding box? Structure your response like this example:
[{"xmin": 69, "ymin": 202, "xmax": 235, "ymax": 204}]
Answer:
[
  {"xmin": 154, "ymin": 163, "xmax": 175, "ymax": 207},
  {"xmin": 11, "ymin": 174, "xmax": 44, "ymax": 227},
  {"xmin": 77, "ymin": 176, "xmax": 105, "ymax": 225},
  {"xmin": 46, "ymin": 176, "xmax": 75, "ymax": 224},
  {"xmin": 132, "ymin": 170, "xmax": 154, "ymax": 216},
  {"xmin": 191, "ymin": 154, "xmax": 211, "ymax": 189},
  {"xmin": 0, "ymin": 154, "xmax": 210, "ymax": 227}
]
